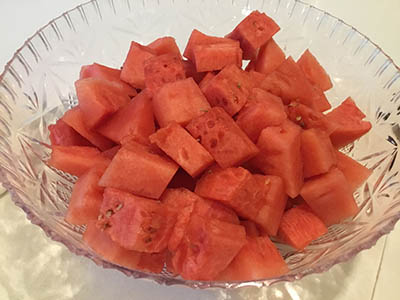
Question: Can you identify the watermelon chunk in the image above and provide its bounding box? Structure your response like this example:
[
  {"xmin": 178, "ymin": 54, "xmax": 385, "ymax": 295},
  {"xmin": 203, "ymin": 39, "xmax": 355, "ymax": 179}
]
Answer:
[
  {"xmin": 186, "ymin": 107, "xmax": 259, "ymax": 168},
  {"xmin": 198, "ymin": 71, "xmax": 216, "ymax": 90},
  {"xmin": 183, "ymin": 29, "xmax": 237, "ymax": 62},
  {"xmin": 120, "ymin": 41, "xmax": 156, "ymax": 89},
  {"xmin": 240, "ymin": 220, "xmax": 260, "ymax": 237},
  {"xmin": 202, "ymin": 64, "xmax": 252, "ymax": 116},
  {"xmin": 152, "ymin": 78, "xmax": 211, "ymax": 127},
  {"xmin": 254, "ymin": 38, "xmax": 285, "ymax": 75},
  {"xmin": 192, "ymin": 42, "xmax": 242, "ymax": 72},
  {"xmin": 99, "ymin": 141, "xmax": 178, "ymax": 199},
  {"xmin": 175, "ymin": 214, "xmax": 246, "ymax": 280},
  {"xmin": 80, "ymin": 63, "xmax": 137, "ymax": 97},
  {"xmin": 97, "ymin": 90, "xmax": 155, "ymax": 144},
  {"xmin": 149, "ymin": 122, "xmax": 214, "ymax": 177},
  {"xmin": 226, "ymin": 10, "xmax": 280, "ymax": 60},
  {"xmin": 216, "ymin": 236, "xmax": 288, "ymax": 281},
  {"xmin": 48, "ymin": 145, "xmax": 110, "ymax": 177},
  {"xmin": 65, "ymin": 164, "xmax": 108, "ymax": 225},
  {"xmin": 62, "ymin": 107, "xmax": 115, "ymax": 151},
  {"xmin": 336, "ymin": 150, "xmax": 372, "ymax": 192},
  {"xmin": 144, "ymin": 53, "xmax": 186, "ymax": 91},
  {"xmin": 278, "ymin": 204, "xmax": 328, "ymax": 250},
  {"xmin": 98, "ymin": 188, "xmax": 176, "ymax": 253},
  {"xmin": 310, "ymin": 84, "xmax": 331, "ymax": 112},
  {"xmin": 300, "ymin": 168, "xmax": 359, "ymax": 226},
  {"xmin": 247, "ymin": 70, "xmax": 266, "ymax": 89},
  {"xmin": 75, "ymin": 78, "xmax": 131, "ymax": 129},
  {"xmin": 297, "ymin": 49, "xmax": 333, "ymax": 91},
  {"xmin": 236, "ymin": 88, "xmax": 286, "ymax": 142},
  {"xmin": 147, "ymin": 36, "xmax": 181, "ymax": 57},
  {"xmin": 101, "ymin": 145, "xmax": 120, "ymax": 160},
  {"xmin": 326, "ymin": 97, "xmax": 372, "ymax": 148},
  {"xmin": 182, "ymin": 60, "xmax": 206, "ymax": 84},
  {"xmin": 253, "ymin": 174, "xmax": 288, "ymax": 236},
  {"xmin": 250, "ymin": 120, "xmax": 303, "ymax": 198},
  {"xmin": 301, "ymin": 128, "xmax": 337, "ymax": 178},
  {"xmin": 83, "ymin": 221, "xmax": 165, "ymax": 273},
  {"xmin": 48, "ymin": 119, "xmax": 92, "ymax": 147}
]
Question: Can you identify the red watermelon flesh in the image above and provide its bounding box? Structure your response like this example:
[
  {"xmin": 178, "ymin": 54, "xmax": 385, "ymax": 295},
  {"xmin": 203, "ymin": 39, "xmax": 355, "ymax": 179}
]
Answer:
[
  {"xmin": 144, "ymin": 53, "xmax": 186, "ymax": 92},
  {"xmin": 192, "ymin": 42, "xmax": 243, "ymax": 72},
  {"xmin": 226, "ymin": 10, "xmax": 280, "ymax": 60},
  {"xmin": 48, "ymin": 145, "xmax": 111, "ymax": 177},
  {"xmin": 254, "ymin": 38, "xmax": 285, "ymax": 75},
  {"xmin": 84, "ymin": 221, "xmax": 165, "ymax": 273},
  {"xmin": 149, "ymin": 122, "xmax": 214, "ymax": 178},
  {"xmin": 120, "ymin": 41, "xmax": 157, "ymax": 89},
  {"xmin": 97, "ymin": 89, "xmax": 155, "ymax": 144},
  {"xmin": 236, "ymin": 88, "xmax": 287, "ymax": 142},
  {"xmin": 336, "ymin": 150, "xmax": 372, "ymax": 192},
  {"xmin": 183, "ymin": 29, "xmax": 237, "ymax": 62},
  {"xmin": 326, "ymin": 97, "xmax": 372, "ymax": 148},
  {"xmin": 147, "ymin": 36, "xmax": 181, "ymax": 57},
  {"xmin": 101, "ymin": 145, "xmax": 121, "ymax": 160},
  {"xmin": 301, "ymin": 128, "xmax": 337, "ymax": 178},
  {"xmin": 247, "ymin": 70, "xmax": 266, "ymax": 89},
  {"xmin": 300, "ymin": 168, "xmax": 359, "ymax": 226},
  {"xmin": 240, "ymin": 220, "xmax": 260, "ymax": 237},
  {"xmin": 75, "ymin": 78, "xmax": 131, "ymax": 129},
  {"xmin": 99, "ymin": 141, "xmax": 178, "ymax": 199},
  {"xmin": 62, "ymin": 107, "xmax": 115, "ymax": 151},
  {"xmin": 65, "ymin": 164, "xmax": 108, "ymax": 225},
  {"xmin": 253, "ymin": 174, "xmax": 288, "ymax": 236},
  {"xmin": 152, "ymin": 77, "xmax": 211, "ymax": 127},
  {"xmin": 186, "ymin": 107, "xmax": 259, "ymax": 168},
  {"xmin": 199, "ymin": 71, "xmax": 216, "ymax": 90},
  {"xmin": 216, "ymin": 236, "xmax": 288, "ymax": 281},
  {"xmin": 287, "ymin": 102, "xmax": 337, "ymax": 135},
  {"xmin": 250, "ymin": 120, "xmax": 303, "ymax": 198},
  {"xmin": 278, "ymin": 204, "xmax": 328, "ymax": 250},
  {"xmin": 48, "ymin": 119, "xmax": 92, "ymax": 147},
  {"xmin": 202, "ymin": 64, "xmax": 252, "ymax": 116},
  {"xmin": 98, "ymin": 188, "xmax": 176, "ymax": 253},
  {"xmin": 310, "ymin": 84, "xmax": 331, "ymax": 112},
  {"xmin": 182, "ymin": 60, "xmax": 206, "ymax": 84},
  {"xmin": 80, "ymin": 63, "xmax": 137, "ymax": 97},
  {"xmin": 167, "ymin": 168, "xmax": 197, "ymax": 191},
  {"xmin": 260, "ymin": 57, "xmax": 315, "ymax": 108},
  {"xmin": 176, "ymin": 214, "xmax": 246, "ymax": 280},
  {"xmin": 297, "ymin": 49, "xmax": 333, "ymax": 91}
]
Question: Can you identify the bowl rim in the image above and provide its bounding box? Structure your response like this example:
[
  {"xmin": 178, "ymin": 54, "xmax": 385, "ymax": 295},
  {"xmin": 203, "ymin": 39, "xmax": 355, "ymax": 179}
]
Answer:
[{"xmin": 1, "ymin": 0, "xmax": 400, "ymax": 289}]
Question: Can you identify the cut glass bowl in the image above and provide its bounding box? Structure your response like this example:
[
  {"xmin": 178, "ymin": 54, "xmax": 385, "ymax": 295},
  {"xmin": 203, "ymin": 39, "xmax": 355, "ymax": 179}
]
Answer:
[{"xmin": 0, "ymin": 0, "xmax": 399, "ymax": 289}]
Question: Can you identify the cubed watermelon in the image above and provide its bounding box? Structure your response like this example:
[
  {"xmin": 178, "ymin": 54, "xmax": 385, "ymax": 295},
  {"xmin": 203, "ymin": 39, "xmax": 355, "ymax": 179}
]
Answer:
[
  {"xmin": 216, "ymin": 236, "xmax": 288, "ymax": 281},
  {"xmin": 247, "ymin": 70, "xmax": 266, "ymax": 89},
  {"xmin": 226, "ymin": 10, "xmax": 280, "ymax": 60},
  {"xmin": 98, "ymin": 141, "xmax": 178, "ymax": 199},
  {"xmin": 48, "ymin": 119, "xmax": 92, "ymax": 147},
  {"xmin": 326, "ymin": 97, "xmax": 372, "ymax": 148},
  {"xmin": 301, "ymin": 128, "xmax": 337, "ymax": 178},
  {"xmin": 144, "ymin": 53, "xmax": 186, "ymax": 91},
  {"xmin": 75, "ymin": 78, "xmax": 131, "ymax": 129},
  {"xmin": 310, "ymin": 84, "xmax": 331, "ymax": 112},
  {"xmin": 152, "ymin": 77, "xmax": 211, "ymax": 127},
  {"xmin": 147, "ymin": 36, "xmax": 181, "ymax": 57},
  {"xmin": 182, "ymin": 60, "xmax": 206, "ymax": 84},
  {"xmin": 48, "ymin": 145, "xmax": 110, "ymax": 177},
  {"xmin": 186, "ymin": 107, "xmax": 259, "ymax": 168},
  {"xmin": 300, "ymin": 168, "xmax": 359, "ymax": 226},
  {"xmin": 97, "ymin": 90, "xmax": 155, "ymax": 144},
  {"xmin": 149, "ymin": 122, "xmax": 214, "ymax": 177},
  {"xmin": 62, "ymin": 107, "xmax": 115, "ymax": 151},
  {"xmin": 278, "ymin": 204, "xmax": 328, "ymax": 250},
  {"xmin": 250, "ymin": 120, "xmax": 303, "ymax": 198},
  {"xmin": 120, "ymin": 41, "xmax": 156, "ymax": 89},
  {"xmin": 65, "ymin": 164, "xmax": 108, "ymax": 225},
  {"xmin": 202, "ymin": 64, "xmax": 252, "ymax": 116},
  {"xmin": 98, "ymin": 188, "xmax": 176, "ymax": 253},
  {"xmin": 297, "ymin": 49, "xmax": 333, "ymax": 91},
  {"xmin": 336, "ymin": 150, "xmax": 372, "ymax": 192},
  {"xmin": 236, "ymin": 88, "xmax": 286, "ymax": 142},
  {"xmin": 198, "ymin": 71, "xmax": 216, "ymax": 90},
  {"xmin": 101, "ymin": 145, "xmax": 121, "ymax": 160},
  {"xmin": 254, "ymin": 38, "xmax": 285, "ymax": 75},
  {"xmin": 240, "ymin": 220, "xmax": 260, "ymax": 237},
  {"xmin": 192, "ymin": 42, "xmax": 242, "ymax": 72}
]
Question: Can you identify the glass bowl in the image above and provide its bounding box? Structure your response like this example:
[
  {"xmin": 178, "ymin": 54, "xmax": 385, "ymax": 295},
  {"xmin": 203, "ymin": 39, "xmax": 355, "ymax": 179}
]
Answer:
[{"xmin": 0, "ymin": 0, "xmax": 399, "ymax": 289}]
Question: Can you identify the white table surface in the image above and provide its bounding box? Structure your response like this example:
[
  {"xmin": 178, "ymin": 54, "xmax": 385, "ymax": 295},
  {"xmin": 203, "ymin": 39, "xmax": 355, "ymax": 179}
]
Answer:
[{"xmin": 0, "ymin": 1, "xmax": 399, "ymax": 299}]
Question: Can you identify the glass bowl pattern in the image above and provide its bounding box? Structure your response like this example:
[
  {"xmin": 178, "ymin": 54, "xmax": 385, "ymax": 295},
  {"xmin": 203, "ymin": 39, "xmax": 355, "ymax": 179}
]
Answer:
[{"xmin": 0, "ymin": 0, "xmax": 399, "ymax": 289}]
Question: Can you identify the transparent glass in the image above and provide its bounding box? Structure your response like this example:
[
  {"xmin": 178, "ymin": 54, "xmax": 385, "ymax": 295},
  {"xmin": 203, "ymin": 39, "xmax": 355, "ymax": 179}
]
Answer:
[{"xmin": 0, "ymin": 0, "xmax": 399, "ymax": 289}]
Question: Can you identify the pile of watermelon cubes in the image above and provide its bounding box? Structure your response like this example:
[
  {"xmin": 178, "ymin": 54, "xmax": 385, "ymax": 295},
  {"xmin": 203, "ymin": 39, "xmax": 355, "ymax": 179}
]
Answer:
[{"xmin": 47, "ymin": 11, "xmax": 372, "ymax": 281}]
